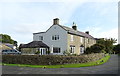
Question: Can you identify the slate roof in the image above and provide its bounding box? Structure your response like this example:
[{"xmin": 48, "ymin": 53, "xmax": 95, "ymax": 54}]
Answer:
[
  {"xmin": 19, "ymin": 41, "xmax": 49, "ymax": 48},
  {"xmin": 33, "ymin": 25, "xmax": 95, "ymax": 39},
  {"xmin": 60, "ymin": 25, "xmax": 94, "ymax": 39}
]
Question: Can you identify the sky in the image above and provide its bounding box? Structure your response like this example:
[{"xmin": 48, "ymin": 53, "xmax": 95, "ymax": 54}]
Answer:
[{"xmin": 0, "ymin": 0, "xmax": 119, "ymax": 45}]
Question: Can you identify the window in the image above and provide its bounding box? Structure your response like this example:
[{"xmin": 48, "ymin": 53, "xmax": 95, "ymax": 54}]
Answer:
[
  {"xmin": 39, "ymin": 36, "xmax": 43, "ymax": 40},
  {"xmin": 52, "ymin": 35, "xmax": 59, "ymax": 40},
  {"xmin": 71, "ymin": 35, "xmax": 73, "ymax": 41},
  {"xmin": 70, "ymin": 46, "xmax": 75, "ymax": 53},
  {"xmin": 53, "ymin": 47, "xmax": 60, "ymax": 53},
  {"xmin": 80, "ymin": 37, "xmax": 83, "ymax": 43},
  {"xmin": 88, "ymin": 39, "xmax": 90, "ymax": 43},
  {"xmin": 80, "ymin": 46, "xmax": 84, "ymax": 54},
  {"xmin": 86, "ymin": 38, "xmax": 88, "ymax": 43}
]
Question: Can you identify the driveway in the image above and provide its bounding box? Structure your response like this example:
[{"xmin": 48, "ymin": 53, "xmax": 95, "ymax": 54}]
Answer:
[{"xmin": 2, "ymin": 55, "xmax": 119, "ymax": 74}]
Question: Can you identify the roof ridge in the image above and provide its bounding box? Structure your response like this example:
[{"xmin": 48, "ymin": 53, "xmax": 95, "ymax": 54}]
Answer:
[{"xmin": 60, "ymin": 25, "xmax": 94, "ymax": 39}]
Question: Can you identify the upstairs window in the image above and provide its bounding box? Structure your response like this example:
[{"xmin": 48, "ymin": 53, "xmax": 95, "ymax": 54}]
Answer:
[
  {"xmin": 80, "ymin": 37, "xmax": 83, "ymax": 43},
  {"xmin": 71, "ymin": 35, "xmax": 73, "ymax": 41},
  {"xmin": 86, "ymin": 38, "xmax": 90, "ymax": 43},
  {"xmin": 52, "ymin": 35, "xmax": 59, "ymax": 40},
  {"xmin": 53, "ymin": 47, "xmax": 60, "ymax": 53},
  {"xmin": 39, "ymin": 36, "xmax": 43, "ymax": 41},
  {"xmin": 86, "ymin": 38, "xmax": 89, "ymax": 43}
]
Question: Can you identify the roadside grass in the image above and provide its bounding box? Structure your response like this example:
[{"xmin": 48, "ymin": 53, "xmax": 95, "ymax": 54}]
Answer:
[{"xmin": 2, "ymin": 54, "xmax": 110, "ymax": 68}]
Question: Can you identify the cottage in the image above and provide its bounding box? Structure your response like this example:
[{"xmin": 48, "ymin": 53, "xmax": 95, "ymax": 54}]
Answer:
[{"xmin": 20, "ymin": 18, "xmax": 96, "ymax": 55}]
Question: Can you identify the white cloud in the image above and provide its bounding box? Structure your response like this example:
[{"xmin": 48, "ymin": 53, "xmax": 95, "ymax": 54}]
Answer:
[
  {"xmin": 0, "ymin": 0, "xmax": 119, "ymax": 3},
  {"xmin": 1, "ymin": 1, "xmax": 85, "ymax": 44},
  {"xmin": 85, "ymin": 27, "xmax": 118, "ymax": 44},
  {"xmin": 0, "ymin": 0, "xmax": 87, "ymax": 3},
  {"xmin": 98, "ymin": 28, "xmax": 118, "ymax": 40},
  {"xmin": 1, "ymin": 0, "xmax": 118, "ymax": 45}
]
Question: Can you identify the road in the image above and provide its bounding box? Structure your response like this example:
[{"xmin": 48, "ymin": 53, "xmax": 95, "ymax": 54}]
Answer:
[{"xmin": 2, "ymin": 55, "xmax": 119, "ymax": 74}]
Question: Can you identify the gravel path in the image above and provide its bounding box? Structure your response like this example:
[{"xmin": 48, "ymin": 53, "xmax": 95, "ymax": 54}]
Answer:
[{"xmin": 2, "ymin": 55, "xmax": 119, "ymax": 74}]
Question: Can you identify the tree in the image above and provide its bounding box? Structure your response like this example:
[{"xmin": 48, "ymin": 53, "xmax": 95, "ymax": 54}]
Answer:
[
  {"xmin": 96, "ymin": 38, "xmax": 117, "ymax": 54},
  {"xmin": 85, "ymin": 44, "xmax": 105, "ymax": 54},
  {"xmin": 113, "ymin": 44, "xmax": 120, "ymax": 54},
  {"xmin": 0, "ymin": 34, "xmax": 18, "ymax": 47}
]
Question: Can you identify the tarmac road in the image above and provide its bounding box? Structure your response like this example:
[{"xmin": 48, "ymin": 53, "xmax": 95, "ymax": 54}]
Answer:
[{"xmin": 2, "ymin": 55, "xmax": 119, "ymax": 74}]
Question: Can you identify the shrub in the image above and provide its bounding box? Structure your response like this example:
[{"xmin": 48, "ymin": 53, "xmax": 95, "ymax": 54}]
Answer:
[
  {"xmin": 63, "ymin": 50, "xmax": 70, "ymax": 56},
  {"xmin": 2, "ymin": 53, "xmax": 105, "ymax": 65},
  {"xmin": 46, "ymin": 50, "xmax": 50, "ymax": 54},
  {"xmin": 35, "ymin": 51, "xmax": 40, "ymax": 55},
  {"xmin": 113, "ymin": 44, "xmax": 120, "ymax": 54},
  {"xmin": 85, "ymin": 44, "xmax": 105, "ymax": 54}
]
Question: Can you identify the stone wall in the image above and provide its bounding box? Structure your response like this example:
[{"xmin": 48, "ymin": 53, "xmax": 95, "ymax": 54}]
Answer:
[
  {"xmin": 2, "ymin": 53, "xmax": 105, "ymax": 65},
  {"xmin": 67, "ymin": 34, "xmax": 96, "ymax": 55}
]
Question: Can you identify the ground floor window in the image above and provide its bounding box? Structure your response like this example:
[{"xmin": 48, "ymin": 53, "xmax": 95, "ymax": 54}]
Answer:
[
  {"xmin": 39, "ymin": 48, "xmax": 48, "ymax": 55},
  {"xmin": 70, "ymin": 46, "xmax": 75, "ymax": 53},
  {"xmin": 80, "ymin": 46, "xmax": 84, "ymax": 54},
  {"xmin": 53, "ymin": 47, "xmax": 60, "ymax": 53}
]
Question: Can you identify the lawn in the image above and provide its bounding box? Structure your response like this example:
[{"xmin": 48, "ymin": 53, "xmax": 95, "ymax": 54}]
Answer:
[{"xmin": 2, "ymin": 54, "xmax": 110, "ymax": 68}]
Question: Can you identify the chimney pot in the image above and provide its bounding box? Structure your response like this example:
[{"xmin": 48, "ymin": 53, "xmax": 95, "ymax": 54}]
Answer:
[
  {"xmin": 72, "ymin": 22, "xmax": 77, "ymax": 30},
  {"xmin": 85, "ymin": 31, "xmax": 89, "ymax": 34}
]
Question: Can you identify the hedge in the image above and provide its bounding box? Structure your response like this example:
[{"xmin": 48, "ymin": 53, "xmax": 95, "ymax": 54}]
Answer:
[{"xmin": 2, "ymin": 53, "xmax": 105, "ymax": 65}]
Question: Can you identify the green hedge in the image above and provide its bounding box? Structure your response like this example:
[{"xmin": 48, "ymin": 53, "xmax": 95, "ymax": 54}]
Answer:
[{"xmin": 2, "ymin": 53, "xmax": 105, "ymax": 65}]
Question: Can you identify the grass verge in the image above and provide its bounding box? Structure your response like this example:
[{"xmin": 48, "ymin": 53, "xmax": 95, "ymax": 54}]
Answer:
[{"xmin": 2, "ymin": 54, "xmax": 110, "ymax": 68}]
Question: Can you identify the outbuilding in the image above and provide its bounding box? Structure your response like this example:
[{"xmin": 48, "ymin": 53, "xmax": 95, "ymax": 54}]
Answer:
[{"xmin": 19, "ymin": 41, "xmax": 49, "ymax": 55}]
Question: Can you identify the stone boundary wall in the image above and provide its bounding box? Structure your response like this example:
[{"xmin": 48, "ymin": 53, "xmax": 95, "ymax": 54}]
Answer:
[{"xmin": 2, "ymin": 53, "xmax": 105, "ymax": 65}]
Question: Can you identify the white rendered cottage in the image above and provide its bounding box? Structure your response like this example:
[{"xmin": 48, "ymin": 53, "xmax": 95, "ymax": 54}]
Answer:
[{"xmin": 32, "ymin": 18, "xmax": 96, "ymax": 55}]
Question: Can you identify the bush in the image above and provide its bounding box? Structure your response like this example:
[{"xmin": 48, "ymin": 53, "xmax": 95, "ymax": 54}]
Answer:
[
  {"xmin": 85, "ymin": 44, "xmax": 105, "ymax": 54},
  {"xmin": 113, "ymin": 44, "xmax": 120, "ymax": 54},
  {"xmin": 2, "ymin": 53, "xmax": 105, "ymax": 65},
  {"xmin": 35, "ymin": 51, "xmax": 40, "ymax": 55}
]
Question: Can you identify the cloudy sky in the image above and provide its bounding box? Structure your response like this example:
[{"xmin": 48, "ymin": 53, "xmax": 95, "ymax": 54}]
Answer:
[{"xmin": 0, "ymin": 0, "xmax": 119, "ymax": 45}]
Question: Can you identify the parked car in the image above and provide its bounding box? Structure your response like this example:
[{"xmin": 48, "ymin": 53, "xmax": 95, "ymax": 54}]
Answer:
[{"xmin": 2, "ymin": 49, "xmax": 21, "ymax": 55}]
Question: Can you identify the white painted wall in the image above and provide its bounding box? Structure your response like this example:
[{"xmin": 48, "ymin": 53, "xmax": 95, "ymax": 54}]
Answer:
[
  {"xmin": 33, "ymin": 33, "xmax": 45, "ymax": 41},
  {"xmin": 33, "ymin": 25, "xmax": 68, "ymax": 55}
]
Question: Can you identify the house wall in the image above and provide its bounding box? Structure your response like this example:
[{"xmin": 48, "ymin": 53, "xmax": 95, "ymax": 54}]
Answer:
[
  {"xmin": 33, "ymin": 25, "xmax": 68, "ymax": 55},
  {"xmin": 67, "ymin": 34, "xmax": 96, "ymax": 55},
  {"xmin": 67, "ymin": 34, "xmax": 81, "ymax": 55},
  {"xmin": 84, "ymin": 37, "xmax": 96, "ymax": 49},
  {"xmin": 33, "ymin": 33, "xmax": 45, "ymax": 41},
  {"xmin": 21, "ymin": 48, "xmax": 38, "ymax": 55}
]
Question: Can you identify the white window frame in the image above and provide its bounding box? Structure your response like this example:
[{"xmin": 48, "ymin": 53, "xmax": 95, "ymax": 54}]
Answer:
[
  {"xmin": 80, "ymin": 47, "xmax": 84, "ymax": 54},
  {"xmin": 70, "ymin": 46, "xmax": 75, "ymax": 54},
  {"xmin": 80, "ymin": 37, "xmax": 83, "ymax": 43},
  {"xmin": 86, "ymin": 38, "xmax": 88, "ymax": 43},
  {"xmin": 53, "ymin": 47, "xmax": 61, "ymax": 53},
  {"xmin": 52, "ymin": 35, "xmax": 59, "ymax": 40},
  {"xmin": 71, "ymin": 35, "xmax": 73, "ymax": 41},
  {"xmin": 39, "ymin": 36, "xmax": 43, "ymax": 41}
]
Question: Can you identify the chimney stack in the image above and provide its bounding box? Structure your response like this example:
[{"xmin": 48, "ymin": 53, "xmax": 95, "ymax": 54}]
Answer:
[
  {"xmin": 53, "ymin": 18, "xmax": 59, "ymax": 25},
  {"xmin": 85, "ymin": 31, "xmax": 89, "ymax": 34},
  {"xmin": 72, "ymin": 22, "xmax": 77, "ymax": 30}
]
